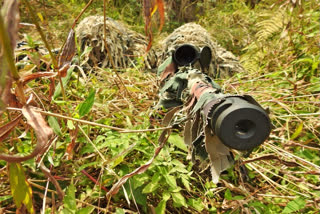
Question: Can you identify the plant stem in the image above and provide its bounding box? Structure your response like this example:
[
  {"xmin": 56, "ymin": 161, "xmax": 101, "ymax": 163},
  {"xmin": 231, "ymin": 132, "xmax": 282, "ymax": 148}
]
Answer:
[
  {"xmin": 22, "ymin": 0, "xmax": 67, "ymax": 101},
  {"xmin": 0, "ymin": 15, "xmax": 19, "ymax": 80},
  {"xmin": 0, "ymin": 14, "xmax": 27, "ymax": 104}
]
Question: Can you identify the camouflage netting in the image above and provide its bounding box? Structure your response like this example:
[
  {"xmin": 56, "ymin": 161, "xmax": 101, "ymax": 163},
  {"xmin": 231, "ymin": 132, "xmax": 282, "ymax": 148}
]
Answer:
[
  {"xmin": 75, "ymin": 16, "xmax": 157, "ymax": 70},
  {"xmin": 159, "ymin": 23, "xmax": 245, "ymax": 78}
]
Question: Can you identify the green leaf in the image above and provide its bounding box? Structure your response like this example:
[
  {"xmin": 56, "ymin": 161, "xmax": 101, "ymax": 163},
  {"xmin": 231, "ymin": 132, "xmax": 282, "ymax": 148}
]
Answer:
[
  {"xmin": 64, "ymin": 183, "xmax": 77, "ymax": 212},
  {"xmin": 9, "ymin": 163, "xmax": 34, "ymax": 214},
  {"xmin": 187, "ymin": 198, "xmax": 204, "ymax": 212},
  {"xmin": 67, "ymin": 120, "xmax": 75, "ymax": 130},
  {"xmin": 0, "ymin": 195, "xmax": 12, "ymax": 202},
  {"xmin": 181, "ymin": 176, "xmax": 191, "ymax": 191},
  {"xmin": 53, "ymin": 66, "xmax": 74, "ymax": 99},
  {"xmin": 142, "ymin": 173, "xmax": 161, "ymax": 194},
  {"xmin": 142, "ymin": 181, "xmax": 160, "ymax": 194},
  {"xmin": 76, "ymin": 207, "xmax": 94, "ymax": 214},
  {"xmin": 171, "ymin": 192, "xmax": 187, "ymax": 208},
  {"xmin": 290, "ymin": 122, "xmax": 303, "ymax": 140},
  {"xmin": 78, "ymin": 88, "xmax": 96, "ymax": 117},
  {"xmin": 233, "ymin": 195, "xmax": 245, "ymax": 200},
  {"xmin": 48, "ymin": 116, "xmax": 62, "ymax": 136},
  {"xmin": 224, "ymin": 189, "xmax": 232, "ymax": 200},
  {"xmin": 77, "ymin": 162, "xmax": 99, "ymax": 172},
  {"xmin": 155, "ymin": 200, "xmax": 167, "ymax": 214},
  {"xmin": 115, "ymin": 208, "xmax": 125, "ymax": 214},
  {"xmin": 163, "ymin": 174, "xmax": 177, "ymax": 189},
  {"xmin": 248, "ymin": 201, "xmax": 268, "ymax": 213},
  {"xmin": 282, "ymin": 197, "xmax": 306, "ymax": 214},
  {"xmin": 168, "ymin": 134, "xmax": 188, "ymax": 152}
]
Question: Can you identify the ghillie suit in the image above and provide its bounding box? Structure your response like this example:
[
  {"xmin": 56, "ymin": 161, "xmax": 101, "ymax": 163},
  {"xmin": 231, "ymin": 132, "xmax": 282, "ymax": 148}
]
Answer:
[
  {"xmin": 157, "ymin": 23, "xmax": 271, "ymax": 183},
  {"xmin": 76, "ymin": 16, "xmax": 157, "ymax": 70},
  {"xmin": 159, "ymin": 23, "xmax": 245, "ymax": 79}
]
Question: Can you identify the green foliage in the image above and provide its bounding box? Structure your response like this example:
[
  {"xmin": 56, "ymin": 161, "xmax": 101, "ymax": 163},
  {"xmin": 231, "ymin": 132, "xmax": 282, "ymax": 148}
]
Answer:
[
  {"xmin": 282, "ymin": 197, "xmax": 306, "ymax": 214},
  {"xmin": 9, "ymin": 163, "xmax": 34, "ymax": 213},
  {"xmin": 78, "ymin": 88, "xmax": 96, "ymax": 117}
]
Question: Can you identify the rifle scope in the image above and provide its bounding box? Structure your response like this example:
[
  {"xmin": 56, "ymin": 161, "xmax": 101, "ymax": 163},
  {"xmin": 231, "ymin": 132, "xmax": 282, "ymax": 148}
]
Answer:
[
  {"xmin": 206, "ymin": 96, "xmax": 271, "ymax": 151},
  {"xmin": 173, "ymin": 44, "xmax": 212, "ymax": 68}
]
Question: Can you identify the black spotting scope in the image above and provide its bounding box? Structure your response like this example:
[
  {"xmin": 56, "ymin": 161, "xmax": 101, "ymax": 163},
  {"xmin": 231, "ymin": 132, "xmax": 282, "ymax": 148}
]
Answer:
[{"xmin": 205, "ymin": 96, "xmax": 271, "ymax": 151}]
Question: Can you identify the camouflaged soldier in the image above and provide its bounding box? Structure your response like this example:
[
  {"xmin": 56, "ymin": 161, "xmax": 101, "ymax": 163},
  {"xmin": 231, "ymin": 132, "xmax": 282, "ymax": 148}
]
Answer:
[
  {"xmin": 157, "ymin": 23, "xmax": 271, "ymax": 183},
  {"xmin": 76, "ymin": 16, "xmax": 157, "ymax": 70}
]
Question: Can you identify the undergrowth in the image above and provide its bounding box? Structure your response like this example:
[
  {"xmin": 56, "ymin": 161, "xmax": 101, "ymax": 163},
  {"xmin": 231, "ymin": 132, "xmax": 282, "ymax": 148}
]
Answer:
[{"xmin": 0, "ymin": 0, "xmax": 319, "ymax": 213}]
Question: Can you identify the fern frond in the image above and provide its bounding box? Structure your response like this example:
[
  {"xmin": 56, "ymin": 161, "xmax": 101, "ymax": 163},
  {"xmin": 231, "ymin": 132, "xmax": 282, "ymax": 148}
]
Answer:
[{"xmin": 255, "ymin": 10, "xmax": 287, "ymax": 41}]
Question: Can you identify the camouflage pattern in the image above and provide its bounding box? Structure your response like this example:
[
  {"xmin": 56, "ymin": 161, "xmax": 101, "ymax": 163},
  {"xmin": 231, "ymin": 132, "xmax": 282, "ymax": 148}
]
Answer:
[
  {"xmin": 76, "ymin": 16, "xmax": 157, "ymax": 69},
  {"xmin": 159, "ymin": 23, "xmax": 245, "ymax": 79}
]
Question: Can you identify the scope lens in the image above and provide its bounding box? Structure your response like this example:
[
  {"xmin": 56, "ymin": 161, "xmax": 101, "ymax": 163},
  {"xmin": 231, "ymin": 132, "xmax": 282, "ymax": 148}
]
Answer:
[
  {"xmin": 235, "ymin": 119, "xmax": 256, "ymax": 139},
  {"xmin": 174, "ymin": 44, "xmax": 198, "ymax": 66}
]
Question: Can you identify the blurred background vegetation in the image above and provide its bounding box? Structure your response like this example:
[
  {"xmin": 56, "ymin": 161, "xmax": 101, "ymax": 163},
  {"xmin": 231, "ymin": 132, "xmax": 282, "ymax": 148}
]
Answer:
[{"xmin": 1, "ymin": 0, "xmax": 319, "ymax": 213}]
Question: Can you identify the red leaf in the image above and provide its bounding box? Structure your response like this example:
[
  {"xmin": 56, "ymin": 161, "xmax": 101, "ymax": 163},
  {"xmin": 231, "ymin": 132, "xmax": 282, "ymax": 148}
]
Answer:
[
  {"xmin": 143, "ymin": 0, "xmax": 165, "ymax": 51},
  {"xmin": 156, "ymin": 0, "xmax": 165, "ymax": 32},
  {"xmin": 143, "ymin": 0, "xmax": 154, "ymax": 51}
]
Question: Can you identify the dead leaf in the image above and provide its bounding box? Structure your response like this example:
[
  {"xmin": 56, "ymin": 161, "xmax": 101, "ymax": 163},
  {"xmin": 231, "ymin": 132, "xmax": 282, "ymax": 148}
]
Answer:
[
  {"xmin": 0, "ymin": 105, "xmax": 54, "ymax": 163},
  {"xmin": 0, "ymin": 115, "xmax": 22, "ymax": 142},
  {"xmin": 48, "ymin": 77, "xmax": 55, "ymax": 100},
  {"xmin": 66, "ymin": 124, "xmax": 79, "ymax": 160},
  {"xmin": 58, "ymin": 29, "xmax": 76, "ymax": 77},
  {"xmin": 162, "ymin": 106, "xmax": 181, "ymax": 126},
  {"xmin": 21, "ymin": 72, "xmax": 56, "ymax": 85}
]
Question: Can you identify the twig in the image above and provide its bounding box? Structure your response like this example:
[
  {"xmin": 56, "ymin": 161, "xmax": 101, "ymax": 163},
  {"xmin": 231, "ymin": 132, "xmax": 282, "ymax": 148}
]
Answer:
[
  {"xmin": 266, "ymin": 142, "xmax": 320, "ymax": 170},
  {"xmin": 75, "ymin": 199, "xmax": 107, "ymax": 212},
  {"xmin": 71, "ymin": 0, "xmax": 94, "ymax": 29},
  {"xmin": 275, "ymin": 112, "xmax": 320, "ymax": 118},
  {"xmin": 41, "ymin": 179, "xmax": 50, "ymax": 214},
  {"xmin": 79, "ymin": 126, "xmax": 107, "ymax": 162},
  {"xmin": 39, "ymin": 162, "xmax": 65, "ymax": 200},
  {"xmin": 81, "ymin": 170, "xmax": 108, "ymax": 192},
  {"xmin": 7, "ymin": 107, "xmax": 173, "ymax": 133}
]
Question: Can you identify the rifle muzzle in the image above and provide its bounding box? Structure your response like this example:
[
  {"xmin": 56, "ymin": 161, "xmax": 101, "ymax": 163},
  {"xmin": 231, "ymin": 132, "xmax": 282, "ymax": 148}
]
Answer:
[{"xmin": 208, "ymin": 97, "xmax": 271, "ymax": 151}]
